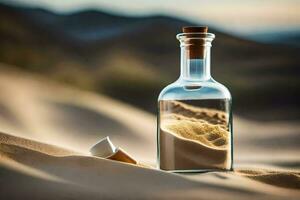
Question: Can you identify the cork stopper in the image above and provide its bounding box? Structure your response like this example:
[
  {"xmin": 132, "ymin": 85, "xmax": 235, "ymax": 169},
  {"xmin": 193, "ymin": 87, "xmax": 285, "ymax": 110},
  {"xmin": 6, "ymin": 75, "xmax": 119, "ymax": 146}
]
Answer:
[
  {"xmin": 182, "ymin": 26, "xmax": 208, "ymax": 59},
  {"xmin": 183, "ymin": 26, "xmax": 208, "ymax": 33}
]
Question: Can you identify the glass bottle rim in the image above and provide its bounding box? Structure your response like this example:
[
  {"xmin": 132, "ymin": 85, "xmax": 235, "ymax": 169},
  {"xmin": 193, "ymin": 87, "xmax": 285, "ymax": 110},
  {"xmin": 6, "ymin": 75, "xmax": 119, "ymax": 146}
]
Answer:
[{"xmin": 176, "ymin": 32, "xmax": 215, "ymax": 41}]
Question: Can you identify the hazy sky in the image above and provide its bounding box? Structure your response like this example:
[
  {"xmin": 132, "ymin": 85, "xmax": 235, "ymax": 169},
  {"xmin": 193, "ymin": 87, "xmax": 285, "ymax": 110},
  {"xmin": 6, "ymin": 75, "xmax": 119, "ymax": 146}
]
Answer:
[{"xmin": 4, "ymin": 0, "xmax": 300, "ymax": 34}]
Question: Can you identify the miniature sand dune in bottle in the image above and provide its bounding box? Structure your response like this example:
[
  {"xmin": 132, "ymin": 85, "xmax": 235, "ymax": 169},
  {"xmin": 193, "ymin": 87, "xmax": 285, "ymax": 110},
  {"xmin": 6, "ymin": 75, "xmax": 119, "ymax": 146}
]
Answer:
[{"xmin": 159, "ymin": 100, "xmax": 231, "ymax": 171}]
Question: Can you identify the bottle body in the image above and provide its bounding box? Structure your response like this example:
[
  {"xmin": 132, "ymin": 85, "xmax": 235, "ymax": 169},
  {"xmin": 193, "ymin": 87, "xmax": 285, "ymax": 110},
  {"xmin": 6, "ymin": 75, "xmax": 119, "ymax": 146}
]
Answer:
[
  {"xmin": 157, "ymin": 27, "xmax": 233, "ymax": 172},
  {"xmin": 157, "ymin": 79, "xmax": 233, "ymax": 172}
]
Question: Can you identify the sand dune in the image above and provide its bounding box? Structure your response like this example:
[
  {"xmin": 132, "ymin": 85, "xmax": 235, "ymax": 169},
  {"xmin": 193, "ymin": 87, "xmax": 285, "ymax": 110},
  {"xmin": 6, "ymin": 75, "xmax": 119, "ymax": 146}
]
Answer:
[
  {"xmin": 0, "ymin": 64, "xmax": 299, "ymax": 166},
  {"xmin": 0, "ymin": 64, "xmax": 156, "ymax": 163},
  {"xmin": 1, "ymin": 132, "xmax": 299, "ymax": 200},
  {"xmin": 0, "ymin": 64, "xmax": 299, "ymax": 199},
  {"xmin": 236, "ymin": 169, "xmax": 300, "ymax": 189}
]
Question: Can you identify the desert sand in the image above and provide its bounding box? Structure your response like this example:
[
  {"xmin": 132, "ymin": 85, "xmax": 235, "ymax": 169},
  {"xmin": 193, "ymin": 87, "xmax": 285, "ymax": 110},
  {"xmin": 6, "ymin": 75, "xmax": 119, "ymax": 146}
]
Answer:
[{"xmin": 0, "ymin": 63, "xmax": 299, "ymax": 199}]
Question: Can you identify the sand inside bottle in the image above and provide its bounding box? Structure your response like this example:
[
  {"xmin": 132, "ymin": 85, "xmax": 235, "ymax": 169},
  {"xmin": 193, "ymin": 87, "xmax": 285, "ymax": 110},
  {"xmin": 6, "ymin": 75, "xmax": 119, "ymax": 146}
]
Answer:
[{"xmin": 159, "ymin": 100, "xmax": 232, "ymax": 171}]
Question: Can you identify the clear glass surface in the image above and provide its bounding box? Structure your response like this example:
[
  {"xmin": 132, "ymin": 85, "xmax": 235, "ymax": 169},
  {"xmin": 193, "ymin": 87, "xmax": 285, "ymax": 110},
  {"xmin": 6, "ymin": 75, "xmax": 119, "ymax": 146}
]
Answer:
[
  {"xmin": 157, "ymin": 79, "xmax": 233, "ymax": 172},
  {"xmin": 157, "ymin": 32, "xmax": 233, "ymax": 172}
]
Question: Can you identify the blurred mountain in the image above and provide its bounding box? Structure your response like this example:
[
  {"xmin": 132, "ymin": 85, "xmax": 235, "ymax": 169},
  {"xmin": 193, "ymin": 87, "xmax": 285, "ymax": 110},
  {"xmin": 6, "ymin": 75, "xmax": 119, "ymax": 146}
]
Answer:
[
  {"xmin": 247, "ymin": 30, "xmax": 300, "ymax": 47},
  {"xmin": 0, "ymin": 3, "xmax": 299, "ymax": 121}
]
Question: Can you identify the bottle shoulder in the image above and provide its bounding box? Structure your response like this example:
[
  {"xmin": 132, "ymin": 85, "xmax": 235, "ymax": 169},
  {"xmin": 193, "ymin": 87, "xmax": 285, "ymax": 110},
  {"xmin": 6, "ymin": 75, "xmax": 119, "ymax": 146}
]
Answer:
[{"xmin": 158, "ymin": 79, "xmax": 231, "ymax": 101}]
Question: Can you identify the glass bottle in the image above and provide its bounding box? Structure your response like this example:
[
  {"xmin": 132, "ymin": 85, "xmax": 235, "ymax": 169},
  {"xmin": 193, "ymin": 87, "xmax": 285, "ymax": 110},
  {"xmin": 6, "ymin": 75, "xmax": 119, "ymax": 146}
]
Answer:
[{"xmin": 157, "ymin": 26, "xmax": 233, "ymax": 172}]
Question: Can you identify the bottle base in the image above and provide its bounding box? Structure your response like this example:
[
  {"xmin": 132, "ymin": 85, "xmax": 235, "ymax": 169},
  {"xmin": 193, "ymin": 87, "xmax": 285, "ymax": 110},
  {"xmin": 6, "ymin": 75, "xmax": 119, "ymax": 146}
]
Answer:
[{"xmin": 159, "ymin": 167, "xmax": 233, "ymax": 173}]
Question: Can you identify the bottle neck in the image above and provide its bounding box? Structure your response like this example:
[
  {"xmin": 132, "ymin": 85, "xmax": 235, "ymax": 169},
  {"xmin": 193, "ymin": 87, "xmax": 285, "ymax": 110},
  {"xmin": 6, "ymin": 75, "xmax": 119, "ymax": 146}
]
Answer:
[{"xmin": 180, "ymin": 46, "xmax": 211, "ymax": 81}]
